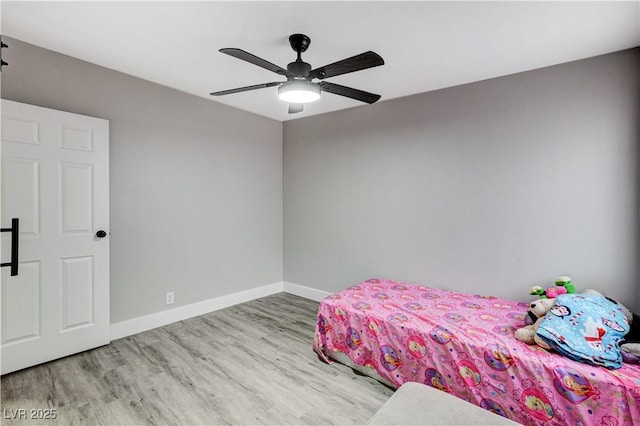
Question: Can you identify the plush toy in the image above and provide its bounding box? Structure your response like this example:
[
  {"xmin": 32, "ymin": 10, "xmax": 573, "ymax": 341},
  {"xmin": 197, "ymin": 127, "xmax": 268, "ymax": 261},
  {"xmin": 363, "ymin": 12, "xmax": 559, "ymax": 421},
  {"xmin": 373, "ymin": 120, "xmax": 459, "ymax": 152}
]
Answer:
[
  {"xmin": 529, "ymin": 276, "xmax": 576, "ymax": 299},
  {"xmin": 515, "ymin": 298, "xmax": 556, "ymax": 346},
  {"xmin": 555, "ymin": 276, "xmax": 576, "ymax": 293}
]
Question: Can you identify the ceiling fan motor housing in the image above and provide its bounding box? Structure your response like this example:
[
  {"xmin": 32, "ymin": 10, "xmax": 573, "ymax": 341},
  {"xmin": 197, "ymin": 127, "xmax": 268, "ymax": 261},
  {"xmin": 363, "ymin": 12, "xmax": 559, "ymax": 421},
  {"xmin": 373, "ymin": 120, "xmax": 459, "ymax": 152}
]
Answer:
[{"xmin": 287, "ymin": 61, "xmax": 311, "ymax": 77}]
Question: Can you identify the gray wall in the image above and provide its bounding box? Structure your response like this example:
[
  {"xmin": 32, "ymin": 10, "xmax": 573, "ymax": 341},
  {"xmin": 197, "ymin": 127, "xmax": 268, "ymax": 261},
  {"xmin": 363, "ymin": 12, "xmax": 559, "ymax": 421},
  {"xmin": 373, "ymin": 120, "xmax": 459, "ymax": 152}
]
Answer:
[
  {"xmin": 284, "ymin": 49, "xmax": 640, "ymax": 310},
  {"xmin": 3, "ymin": 37, "xmax": 638, "ymax": 318},
  {"xmin": 1, "ymin": 37, "xmax": 283, "ymax": 323}
]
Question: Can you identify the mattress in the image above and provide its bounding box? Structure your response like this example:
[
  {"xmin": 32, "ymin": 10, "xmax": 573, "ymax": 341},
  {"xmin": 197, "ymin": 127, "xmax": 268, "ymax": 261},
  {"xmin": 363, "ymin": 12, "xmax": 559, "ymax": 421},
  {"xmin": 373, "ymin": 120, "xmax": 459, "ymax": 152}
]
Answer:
[{"xmin": 313, "ymin": 279, "xmax": 640, "ymax": 425}]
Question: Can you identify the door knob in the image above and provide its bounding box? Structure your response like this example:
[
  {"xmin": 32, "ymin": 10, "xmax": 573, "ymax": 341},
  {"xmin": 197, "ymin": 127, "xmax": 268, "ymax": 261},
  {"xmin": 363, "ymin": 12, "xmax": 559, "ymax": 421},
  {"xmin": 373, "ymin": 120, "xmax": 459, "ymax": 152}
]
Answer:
[{"xmin": 96, "ymin": 230, "xmax": 107, "ymax": 238}]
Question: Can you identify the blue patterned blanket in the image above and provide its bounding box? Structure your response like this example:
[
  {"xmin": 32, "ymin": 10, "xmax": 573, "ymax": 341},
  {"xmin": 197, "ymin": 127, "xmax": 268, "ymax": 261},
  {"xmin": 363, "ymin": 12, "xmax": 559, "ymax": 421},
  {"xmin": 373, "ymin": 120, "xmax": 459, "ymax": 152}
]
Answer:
[{"xmin": 536, "ymin": 293, "xmax": 630, "ymax": 369}]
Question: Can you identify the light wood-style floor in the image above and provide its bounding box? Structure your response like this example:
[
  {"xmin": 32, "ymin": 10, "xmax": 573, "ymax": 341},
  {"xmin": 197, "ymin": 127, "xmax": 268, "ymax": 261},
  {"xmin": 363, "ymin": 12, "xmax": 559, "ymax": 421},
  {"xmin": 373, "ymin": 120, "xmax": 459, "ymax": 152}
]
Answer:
[{"xmin": 1, "ymin": 293, "xmax": 393, "ymax": 425}]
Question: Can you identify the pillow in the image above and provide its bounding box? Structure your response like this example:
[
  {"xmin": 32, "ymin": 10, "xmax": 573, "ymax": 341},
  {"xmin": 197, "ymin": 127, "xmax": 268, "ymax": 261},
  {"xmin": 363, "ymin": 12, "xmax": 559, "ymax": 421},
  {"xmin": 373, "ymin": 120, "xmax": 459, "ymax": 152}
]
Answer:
[{"xmin": 535, "ymin": 293, "xmax": 630, "ymax": 369}]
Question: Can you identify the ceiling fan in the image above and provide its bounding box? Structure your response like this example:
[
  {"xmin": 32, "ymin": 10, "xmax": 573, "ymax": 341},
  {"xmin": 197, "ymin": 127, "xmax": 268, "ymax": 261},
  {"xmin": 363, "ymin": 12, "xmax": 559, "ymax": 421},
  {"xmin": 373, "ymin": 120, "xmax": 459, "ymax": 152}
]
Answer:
[{"xmin": 210, "ymin": 34, "xmax": 385, "ymax": 114}]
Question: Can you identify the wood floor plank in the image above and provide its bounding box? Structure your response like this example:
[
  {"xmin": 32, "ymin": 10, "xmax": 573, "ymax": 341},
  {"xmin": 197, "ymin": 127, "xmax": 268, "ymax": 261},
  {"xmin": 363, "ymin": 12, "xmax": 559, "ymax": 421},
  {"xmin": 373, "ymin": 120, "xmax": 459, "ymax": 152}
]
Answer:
[{"xmin": 1, "ymin": 293, "xmax": 393, "ymax": 425}]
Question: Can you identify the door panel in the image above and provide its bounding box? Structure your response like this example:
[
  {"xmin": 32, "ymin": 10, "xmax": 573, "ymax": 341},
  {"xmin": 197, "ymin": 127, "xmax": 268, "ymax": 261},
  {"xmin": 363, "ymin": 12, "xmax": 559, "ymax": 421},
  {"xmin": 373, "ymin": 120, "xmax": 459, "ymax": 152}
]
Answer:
[
  {"xmin": 60, "ymin": 126, "xmax": 93, "ymax": 152},
  {"xmin": 1, "ymin": 115, "xmax": 39, "ymax": 145},
  {"xmin": 60, "ymin": 162, "xmax": 93, "ymax": 234},
  {"xmin": 1, "ymin": 157, "xmax": 39, "ymax": 236},
  {"xmin": 1, "ymin": 99, "xmax": 110, "ymax": 374},
  {"xmin": 61, "ymin": 256, "xmax": 94, "ymax": 330},
  {"xmin": 1, "ymin": 261, "xmax": 40, "ymax": 344}
]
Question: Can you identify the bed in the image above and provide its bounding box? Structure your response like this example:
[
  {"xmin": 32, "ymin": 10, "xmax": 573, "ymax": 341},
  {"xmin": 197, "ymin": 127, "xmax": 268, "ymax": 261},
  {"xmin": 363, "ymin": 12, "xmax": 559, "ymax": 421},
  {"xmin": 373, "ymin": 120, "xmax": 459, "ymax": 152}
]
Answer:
[{"xmin": 313, "ymin": 278, "xmax": 640, "ymax": 425}]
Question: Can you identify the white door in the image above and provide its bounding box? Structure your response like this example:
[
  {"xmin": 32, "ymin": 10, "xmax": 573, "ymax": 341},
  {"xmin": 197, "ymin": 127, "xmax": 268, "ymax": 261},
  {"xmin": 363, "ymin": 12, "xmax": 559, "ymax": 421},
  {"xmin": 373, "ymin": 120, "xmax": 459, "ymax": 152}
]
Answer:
[{"xmin": 1, "ymin": 99, "xmax": 110, "ymax": 375}]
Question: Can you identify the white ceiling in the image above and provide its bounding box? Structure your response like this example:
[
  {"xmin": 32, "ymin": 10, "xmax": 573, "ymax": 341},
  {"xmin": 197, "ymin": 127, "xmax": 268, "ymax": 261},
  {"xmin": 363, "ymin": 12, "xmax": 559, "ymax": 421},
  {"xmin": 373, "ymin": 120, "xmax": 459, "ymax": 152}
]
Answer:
[{"xmin": 2, "ymin": 1, "xmax": 639, "ymax": 122}]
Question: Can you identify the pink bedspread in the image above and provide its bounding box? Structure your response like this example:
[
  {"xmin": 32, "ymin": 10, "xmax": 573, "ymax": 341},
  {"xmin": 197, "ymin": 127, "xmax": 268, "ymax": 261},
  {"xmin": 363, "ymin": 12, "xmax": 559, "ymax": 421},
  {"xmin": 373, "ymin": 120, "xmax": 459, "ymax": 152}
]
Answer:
[{"xmin": 313, "ymin": 279, "xmax": 640, "ymax": 425}]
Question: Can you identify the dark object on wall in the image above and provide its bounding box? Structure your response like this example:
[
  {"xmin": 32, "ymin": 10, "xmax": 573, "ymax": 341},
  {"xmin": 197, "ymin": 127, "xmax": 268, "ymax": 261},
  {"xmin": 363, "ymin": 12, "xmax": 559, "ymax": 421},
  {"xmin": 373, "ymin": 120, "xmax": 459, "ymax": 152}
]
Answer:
[
  {"xmin": 1, "ymin": 38, "xmax": 8, "ymax": 70},
  {"xmin": 210, "ymin": 34, "xmax": 384, "ymax": 114},
  {"xmin": 0, "ymin": 218, "xmax": 19, "ymax": 276}
]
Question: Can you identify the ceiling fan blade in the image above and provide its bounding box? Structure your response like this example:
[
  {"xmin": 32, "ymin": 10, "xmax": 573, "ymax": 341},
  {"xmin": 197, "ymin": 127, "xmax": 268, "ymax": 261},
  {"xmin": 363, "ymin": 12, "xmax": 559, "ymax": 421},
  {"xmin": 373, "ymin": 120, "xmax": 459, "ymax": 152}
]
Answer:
[
  {"xmin": 320, "ymin": 82, "xmax": 381, "ymax": 104},
  {"xmin": 308, "ymin": 51, "xmax": 384, "ymax": 80},
  {"xmin": 210, "ymin": 82, "xmax": 282, "ymax": 96},
  {"xmin": 220, "ymin": 48, "xmax": 292, "ymax": 76},
  {"xmin": 288, "ymin": 103, "xmax": 304, "ymax": 114}
]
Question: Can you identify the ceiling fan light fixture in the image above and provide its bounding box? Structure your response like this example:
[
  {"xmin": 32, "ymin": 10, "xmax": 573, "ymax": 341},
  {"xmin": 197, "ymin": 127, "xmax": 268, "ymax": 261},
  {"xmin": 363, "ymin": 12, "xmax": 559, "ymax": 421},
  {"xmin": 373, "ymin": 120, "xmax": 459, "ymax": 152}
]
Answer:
[{"xmin": 278, "ymin": 81, "xmax": 320, "ymax": 104}]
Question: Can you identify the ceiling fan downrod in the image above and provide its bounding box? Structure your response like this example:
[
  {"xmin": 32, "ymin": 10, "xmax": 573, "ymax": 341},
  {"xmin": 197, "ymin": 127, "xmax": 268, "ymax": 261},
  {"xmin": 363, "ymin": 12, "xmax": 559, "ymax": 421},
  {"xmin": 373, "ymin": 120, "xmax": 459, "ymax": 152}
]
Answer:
[{"xmin": 287, "ymin": 34, "xmax": 312, "ymax": 78}]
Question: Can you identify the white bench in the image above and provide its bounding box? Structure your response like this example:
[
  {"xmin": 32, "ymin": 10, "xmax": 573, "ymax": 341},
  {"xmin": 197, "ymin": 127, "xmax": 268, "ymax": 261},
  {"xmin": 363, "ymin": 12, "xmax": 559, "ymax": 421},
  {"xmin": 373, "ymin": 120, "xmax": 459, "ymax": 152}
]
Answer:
[{"xmin": 367, "ymin": 382, "xmax": 520, "ymax": 425}]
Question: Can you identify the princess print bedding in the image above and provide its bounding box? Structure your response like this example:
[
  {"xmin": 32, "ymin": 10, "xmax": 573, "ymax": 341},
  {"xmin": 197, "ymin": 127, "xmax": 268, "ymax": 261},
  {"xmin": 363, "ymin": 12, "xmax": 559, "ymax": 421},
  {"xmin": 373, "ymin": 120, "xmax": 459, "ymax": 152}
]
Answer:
[{"xmin": 313, "ymin": 279, "xmax": 640, "ymax": 425}]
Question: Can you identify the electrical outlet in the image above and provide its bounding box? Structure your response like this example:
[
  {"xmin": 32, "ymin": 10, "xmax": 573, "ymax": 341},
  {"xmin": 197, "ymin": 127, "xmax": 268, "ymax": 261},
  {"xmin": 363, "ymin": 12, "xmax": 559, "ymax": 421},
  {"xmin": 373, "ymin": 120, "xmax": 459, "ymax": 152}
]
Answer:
[{"xmin": 166, "ymin": 292, "xmax": 174, "ymax": 305}]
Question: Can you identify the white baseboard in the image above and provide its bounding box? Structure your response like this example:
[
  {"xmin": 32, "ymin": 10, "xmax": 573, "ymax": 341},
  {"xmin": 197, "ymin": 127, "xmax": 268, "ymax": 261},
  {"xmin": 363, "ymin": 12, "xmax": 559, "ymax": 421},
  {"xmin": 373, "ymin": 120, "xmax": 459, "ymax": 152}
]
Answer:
[
  {"xmin": 110, "ymin": 282, "xmax": 284, "ymax": 340},
  {"xmin": 109, "ymin": 281, "xmax": 331, "ymax": 340},
  {"xmin": 282, "ymin": 281, "xmax": 331, "ymax": 302}
]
